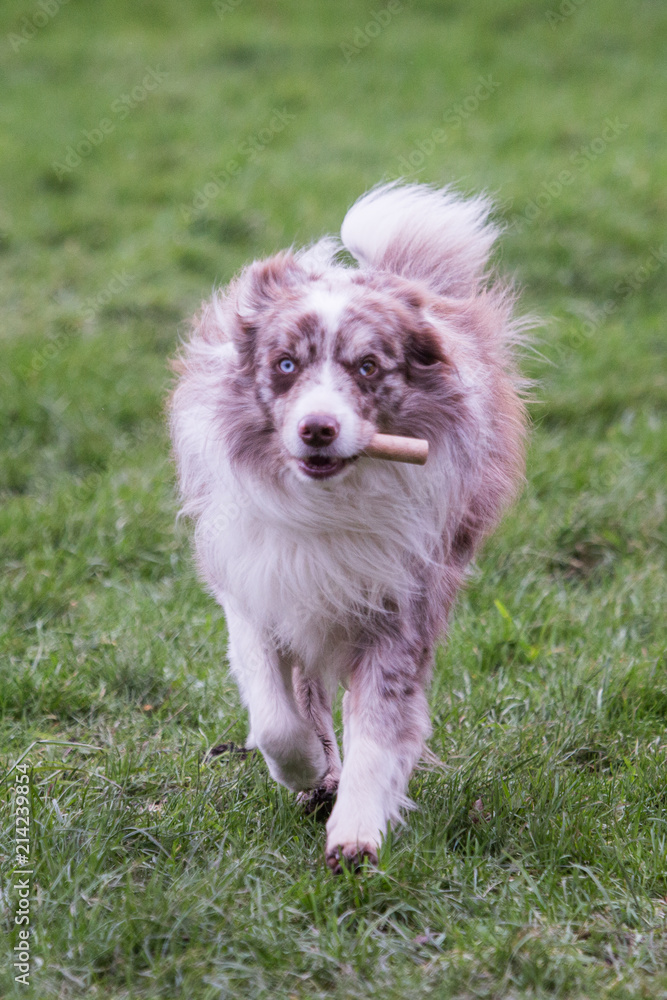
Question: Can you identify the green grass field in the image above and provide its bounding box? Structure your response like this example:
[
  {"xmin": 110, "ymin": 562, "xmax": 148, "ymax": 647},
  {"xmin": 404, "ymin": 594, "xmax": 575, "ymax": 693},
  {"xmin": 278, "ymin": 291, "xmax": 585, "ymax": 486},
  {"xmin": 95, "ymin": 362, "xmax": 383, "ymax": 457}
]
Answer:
[{"xmin": 1, "ymin": 1, "xmax": 666, "ymax": 996}]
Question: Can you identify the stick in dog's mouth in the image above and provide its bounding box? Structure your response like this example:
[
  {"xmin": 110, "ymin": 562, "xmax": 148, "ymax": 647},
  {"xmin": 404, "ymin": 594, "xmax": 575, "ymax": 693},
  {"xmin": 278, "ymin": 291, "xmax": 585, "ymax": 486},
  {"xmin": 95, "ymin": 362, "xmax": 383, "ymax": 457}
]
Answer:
[{"xmin": 363, "ymin": 433, "xmax": 429, "ymax": 465}]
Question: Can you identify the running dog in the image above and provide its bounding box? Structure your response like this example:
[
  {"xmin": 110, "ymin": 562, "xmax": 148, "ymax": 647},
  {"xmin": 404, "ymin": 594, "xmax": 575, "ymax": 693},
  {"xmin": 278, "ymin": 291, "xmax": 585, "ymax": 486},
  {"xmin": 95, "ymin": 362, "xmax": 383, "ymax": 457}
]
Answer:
[{"xmin": 169, "ymin": 182, "xmax": 527, "ymax": 872}]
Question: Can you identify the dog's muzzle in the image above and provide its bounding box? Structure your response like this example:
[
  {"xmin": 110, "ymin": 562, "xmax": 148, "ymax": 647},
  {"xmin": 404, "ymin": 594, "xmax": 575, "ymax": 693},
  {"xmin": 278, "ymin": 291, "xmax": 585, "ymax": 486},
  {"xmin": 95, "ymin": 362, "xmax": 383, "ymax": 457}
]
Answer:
[{"xmin": 296, "ymin": 412, "xmax": 357, "ymax": 480}]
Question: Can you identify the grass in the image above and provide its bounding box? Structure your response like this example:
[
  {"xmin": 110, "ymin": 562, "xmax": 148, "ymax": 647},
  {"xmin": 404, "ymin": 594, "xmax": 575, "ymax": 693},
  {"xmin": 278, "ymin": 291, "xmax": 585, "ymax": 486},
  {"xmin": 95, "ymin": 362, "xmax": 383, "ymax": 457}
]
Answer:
[{"xmin": 0, "ymin": 0, "xmax": 665, "ymax": 996}]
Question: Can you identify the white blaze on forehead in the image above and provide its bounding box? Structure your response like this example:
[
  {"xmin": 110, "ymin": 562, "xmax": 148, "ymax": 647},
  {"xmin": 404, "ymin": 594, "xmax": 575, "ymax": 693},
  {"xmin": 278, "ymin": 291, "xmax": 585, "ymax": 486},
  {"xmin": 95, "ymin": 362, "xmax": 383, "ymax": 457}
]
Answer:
[{"xmin": 303, "ymin": 286, "xmax": 352, "ymax": 350}]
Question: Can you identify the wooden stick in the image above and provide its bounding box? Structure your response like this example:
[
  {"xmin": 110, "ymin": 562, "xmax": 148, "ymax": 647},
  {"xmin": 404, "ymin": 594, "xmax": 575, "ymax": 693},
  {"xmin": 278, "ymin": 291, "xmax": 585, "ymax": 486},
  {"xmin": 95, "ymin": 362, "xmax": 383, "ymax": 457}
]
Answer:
[{"xmin": 363, "ymin": 433, "xmax": 429, "ymax": 465}]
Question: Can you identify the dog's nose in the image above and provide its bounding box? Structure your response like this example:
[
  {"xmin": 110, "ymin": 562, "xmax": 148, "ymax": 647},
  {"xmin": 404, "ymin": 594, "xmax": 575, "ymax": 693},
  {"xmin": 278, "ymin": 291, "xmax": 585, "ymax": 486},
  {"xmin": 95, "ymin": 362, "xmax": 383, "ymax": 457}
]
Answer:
[{"xmin": 298, "ymin": 414, "xmax": 340, "ymax": 447}]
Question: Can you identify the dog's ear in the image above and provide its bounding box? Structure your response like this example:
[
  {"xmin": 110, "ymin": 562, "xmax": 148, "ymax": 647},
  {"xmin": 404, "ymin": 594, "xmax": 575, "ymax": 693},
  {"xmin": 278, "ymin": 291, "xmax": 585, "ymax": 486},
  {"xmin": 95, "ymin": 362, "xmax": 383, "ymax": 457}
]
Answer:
[
  {"xmin": 405, "ymin": 323, "xmax": 448, "ymax": 370},
  {"xmin": 236, "ymin": 252, "xmax": 302, "ymax": 322},
  {"xmin": 387, "ymin": 280, "xmax": 449, "ymax": 371},
  {"xmin": 232, "ymin": 252, "xmax": 303, "ymax": 368}
]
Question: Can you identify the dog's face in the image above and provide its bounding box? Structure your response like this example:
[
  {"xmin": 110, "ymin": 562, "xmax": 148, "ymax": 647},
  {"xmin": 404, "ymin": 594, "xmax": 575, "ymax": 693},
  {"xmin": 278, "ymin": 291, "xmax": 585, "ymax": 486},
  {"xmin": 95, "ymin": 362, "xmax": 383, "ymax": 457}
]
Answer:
[{"xmin": 228, "ymin": 254, "xmax": 453, "ymax": 483}]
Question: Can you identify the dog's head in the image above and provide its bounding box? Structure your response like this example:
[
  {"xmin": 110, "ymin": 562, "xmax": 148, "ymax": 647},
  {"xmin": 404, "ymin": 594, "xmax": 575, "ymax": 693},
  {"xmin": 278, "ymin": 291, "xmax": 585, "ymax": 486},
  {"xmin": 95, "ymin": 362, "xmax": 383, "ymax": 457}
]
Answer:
[{"xmin": 220, "ymin": 251, "xmax": 459, "ymax": 484}]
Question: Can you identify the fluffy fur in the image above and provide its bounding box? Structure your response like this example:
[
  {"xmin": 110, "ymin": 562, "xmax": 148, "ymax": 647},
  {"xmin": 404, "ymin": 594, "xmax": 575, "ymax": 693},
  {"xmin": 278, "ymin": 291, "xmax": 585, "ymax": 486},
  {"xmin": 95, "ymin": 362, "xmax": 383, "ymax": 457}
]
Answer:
[{"xmin": 169, "ymin": 182, "xmax": 528, "ymax": 872}]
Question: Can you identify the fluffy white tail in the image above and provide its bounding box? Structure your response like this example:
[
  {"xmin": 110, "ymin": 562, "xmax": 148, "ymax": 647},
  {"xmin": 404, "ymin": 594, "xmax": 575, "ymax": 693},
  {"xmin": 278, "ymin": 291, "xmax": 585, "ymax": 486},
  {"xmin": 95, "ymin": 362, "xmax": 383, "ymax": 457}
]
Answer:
[{"xmin": 340, "ymin": 182, "xmax": 499, "ymax": 297}]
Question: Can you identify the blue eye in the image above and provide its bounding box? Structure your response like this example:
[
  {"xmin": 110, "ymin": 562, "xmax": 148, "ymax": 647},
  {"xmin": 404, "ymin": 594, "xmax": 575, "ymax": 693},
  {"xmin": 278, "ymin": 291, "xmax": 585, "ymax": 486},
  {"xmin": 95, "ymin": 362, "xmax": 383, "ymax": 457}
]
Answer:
[
  {"xmin": 278, "ymin": 357, "xmax": 296, "ymax": 374},
  {"xmin": 358, "ymin": 358, "xmax": 377, "ymax": 377}
]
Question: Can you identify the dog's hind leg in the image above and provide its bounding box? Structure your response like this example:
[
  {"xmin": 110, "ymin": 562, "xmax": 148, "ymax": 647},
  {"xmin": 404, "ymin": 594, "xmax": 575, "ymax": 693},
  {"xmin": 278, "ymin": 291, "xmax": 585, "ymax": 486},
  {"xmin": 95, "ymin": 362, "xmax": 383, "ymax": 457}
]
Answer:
[
  {"xmin": 293, "ymin": 671, "xmax": 342, "ymax": 816},
  {"xmin": 224, "ymin": 607, "xmax": 328, "ymax": 792},
  {"xmin": 325, "ymin": 645, "xmax": 431, "ymax": 872}
]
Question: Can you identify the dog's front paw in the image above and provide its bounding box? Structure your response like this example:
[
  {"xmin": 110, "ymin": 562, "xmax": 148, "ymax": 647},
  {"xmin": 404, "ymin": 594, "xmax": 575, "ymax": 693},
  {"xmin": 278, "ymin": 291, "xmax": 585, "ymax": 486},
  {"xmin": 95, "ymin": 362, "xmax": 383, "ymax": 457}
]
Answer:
[
  {"xmin": 325, "ymin": 841, "xmax": 379, "ymax": 875},
  {"xmin": 325, "ymin": 801, "xmax": 384, "ymax": 873}
]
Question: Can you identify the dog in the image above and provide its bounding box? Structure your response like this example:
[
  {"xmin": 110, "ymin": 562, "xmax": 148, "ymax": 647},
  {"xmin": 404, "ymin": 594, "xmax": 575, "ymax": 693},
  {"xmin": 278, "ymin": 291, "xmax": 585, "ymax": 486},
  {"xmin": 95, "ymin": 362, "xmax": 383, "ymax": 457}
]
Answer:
[{"xmin": 168, "ymin": 182, "xmax": 527, "ymax": 872}]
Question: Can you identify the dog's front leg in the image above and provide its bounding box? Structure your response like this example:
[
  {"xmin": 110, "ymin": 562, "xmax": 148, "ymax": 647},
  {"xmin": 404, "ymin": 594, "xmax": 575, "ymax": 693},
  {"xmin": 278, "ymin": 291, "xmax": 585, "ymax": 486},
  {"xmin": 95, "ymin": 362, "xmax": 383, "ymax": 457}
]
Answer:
[
  {"xmin": 224, "ymin": 607, "xmax": 328, "ymax": 792},
  {"xmin": 325, "ymin": 646, "xmax": 431, "ymax": 872}
]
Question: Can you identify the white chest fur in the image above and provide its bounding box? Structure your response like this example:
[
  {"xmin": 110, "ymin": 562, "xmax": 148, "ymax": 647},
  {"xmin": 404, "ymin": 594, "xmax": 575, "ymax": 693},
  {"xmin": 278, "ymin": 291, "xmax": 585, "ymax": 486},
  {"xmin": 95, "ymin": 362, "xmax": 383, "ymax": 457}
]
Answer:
[{"xmin": 195, "ymin": 457, "xmax": 451, "ymax": 667}]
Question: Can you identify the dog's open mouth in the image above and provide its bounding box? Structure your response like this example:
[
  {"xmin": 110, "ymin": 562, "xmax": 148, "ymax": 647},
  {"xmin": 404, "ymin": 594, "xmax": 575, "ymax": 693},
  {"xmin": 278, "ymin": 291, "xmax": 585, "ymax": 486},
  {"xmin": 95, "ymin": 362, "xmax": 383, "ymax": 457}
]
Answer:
[{"xmin": 297, "ymin": 454, "xmax": 356, "ymax": 480}]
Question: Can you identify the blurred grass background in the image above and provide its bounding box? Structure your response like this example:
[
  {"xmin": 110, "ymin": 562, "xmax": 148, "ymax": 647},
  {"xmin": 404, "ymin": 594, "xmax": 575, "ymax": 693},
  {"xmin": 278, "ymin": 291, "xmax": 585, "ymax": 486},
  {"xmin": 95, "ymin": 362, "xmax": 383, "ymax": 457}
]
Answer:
[{"xmin": 0, "ymin": 1, "xmax": 665, "ymax": 997}]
